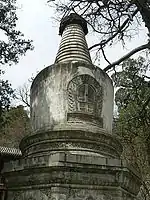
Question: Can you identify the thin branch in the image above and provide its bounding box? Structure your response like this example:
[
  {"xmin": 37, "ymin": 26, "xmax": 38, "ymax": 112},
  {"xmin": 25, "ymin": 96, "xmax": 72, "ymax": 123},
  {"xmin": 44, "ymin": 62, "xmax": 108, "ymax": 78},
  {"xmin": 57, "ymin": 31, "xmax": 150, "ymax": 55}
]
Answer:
[
  {"xmin": 144, "ymin": 75, "xmax": 150, "ymax": 79},
  {"xmin": 104, "ymin": 42, "xmax": 150, "ymax": 72},
  {"xmin": 101, "ymin": 47, "xmax": 111, "ymax": 64},
  {"xmin": 81, "ymin": 2, "xmax": 91, "ymax": 16},
  {"xmin": 16, "ymin": 85, "xmax": 30, "ymax": 108},
  {"xmin": 88, "ymin": 9, "xmax": 138, "ymax": 51}
]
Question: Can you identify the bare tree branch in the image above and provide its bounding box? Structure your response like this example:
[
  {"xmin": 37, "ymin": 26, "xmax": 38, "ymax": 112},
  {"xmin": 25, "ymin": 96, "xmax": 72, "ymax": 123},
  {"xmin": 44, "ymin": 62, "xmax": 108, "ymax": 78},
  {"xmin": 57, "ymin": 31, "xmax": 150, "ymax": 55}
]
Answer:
[
  {"xmin": 88, "ymin": 9, "xmax": 139, "ymax": 51},
  {"xmin": 101, "ymin": 47, "xmax": 111, "ymax": 65},
  {"xmin": 104, "ymin": 42, "xmax": 150, "ymax": 72},
  {"xmin": 51, "ymin": 0, "xmax": 150, "ymax": 75},
  {"xmin": 144, "ymin": 75, "xmax": 150, "ymax": 79},
  {"xmin": 16, "ymin": 84, "xmax": 30, "ymax": 108}
]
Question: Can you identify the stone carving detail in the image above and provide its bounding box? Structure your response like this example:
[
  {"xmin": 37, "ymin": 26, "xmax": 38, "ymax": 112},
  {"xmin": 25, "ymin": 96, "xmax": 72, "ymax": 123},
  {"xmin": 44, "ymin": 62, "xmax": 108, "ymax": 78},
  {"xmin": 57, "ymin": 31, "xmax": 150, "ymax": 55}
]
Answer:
[
  {"xmin": 11, "ymin": 191, "xmax": 22, "ymax": 200},
  {"xmin": 20, "ymin": 130, "xmax": 122, "ymax": 159},
  {"xmin": 67, "ymin": 189, "xmax": 114, "ymax": 200},
  {"xmin": 40, "ymin": 189, "xmax": 51, "ymax": 198},
  {"xmin": 22, "ymin": 130, "xmax": 122, "ymax": 153},
  {"xmin": 86, "ymin": 196, "xmax": 94, "ymax": 200},
  {"xmin": 11, "ymin": 190, "xmax": 49, "ymax": 200},
  {"xmin": 102, "ymin": 194, "xmax": 113, "ymax": 200},
  {"xmin": 67, "ymin": 75, "xmax": 103, "ymax": 116},
  {"xmin": 22, "ymin": 140, "xmax": 118, "ymax": 159}
]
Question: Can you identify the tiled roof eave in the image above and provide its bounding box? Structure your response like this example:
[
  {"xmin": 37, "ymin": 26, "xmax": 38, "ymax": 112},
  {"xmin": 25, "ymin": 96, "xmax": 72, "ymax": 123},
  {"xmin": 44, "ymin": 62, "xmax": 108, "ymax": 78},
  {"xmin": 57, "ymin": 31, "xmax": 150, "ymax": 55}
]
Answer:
[{"xmin": 0, "ymin": 146, "xmax": 22, "ymax": 160}]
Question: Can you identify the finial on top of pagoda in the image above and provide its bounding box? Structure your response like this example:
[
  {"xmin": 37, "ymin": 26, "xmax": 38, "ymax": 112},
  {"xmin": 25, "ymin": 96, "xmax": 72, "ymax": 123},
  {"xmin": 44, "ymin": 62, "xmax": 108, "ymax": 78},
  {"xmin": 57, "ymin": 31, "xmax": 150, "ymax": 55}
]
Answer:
[{"xmin": 59, "ymin": 13, "xmax": 88, "ymax": 35}]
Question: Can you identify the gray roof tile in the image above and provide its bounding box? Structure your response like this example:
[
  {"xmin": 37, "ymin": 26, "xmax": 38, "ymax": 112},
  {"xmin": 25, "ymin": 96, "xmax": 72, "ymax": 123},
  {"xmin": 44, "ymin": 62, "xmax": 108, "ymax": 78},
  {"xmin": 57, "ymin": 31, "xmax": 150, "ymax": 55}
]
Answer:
[{"xmin": 0, "ymin": 146, "xmax": 22, "ymax": 159}]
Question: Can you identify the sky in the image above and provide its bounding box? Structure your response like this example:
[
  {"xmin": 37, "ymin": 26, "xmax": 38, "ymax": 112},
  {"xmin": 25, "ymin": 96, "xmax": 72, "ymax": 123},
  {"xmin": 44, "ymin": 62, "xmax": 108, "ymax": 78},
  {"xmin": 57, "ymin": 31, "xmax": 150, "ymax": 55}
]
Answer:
[
  {"xmin": 3, "ymin": 0, "xmax": 148, "ymax": 90},
  {"xmin": 3, "ymin": 0, "xmax": 60, "ymax": 88}
]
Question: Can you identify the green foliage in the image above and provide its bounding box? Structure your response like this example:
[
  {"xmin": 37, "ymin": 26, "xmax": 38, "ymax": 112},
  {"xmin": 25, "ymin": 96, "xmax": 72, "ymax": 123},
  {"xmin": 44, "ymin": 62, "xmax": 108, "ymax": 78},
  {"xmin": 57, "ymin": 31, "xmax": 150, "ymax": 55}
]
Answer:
[
  {"xmin": 0, "ymin": 70, "xmax": 14, "ymax": 130},
  {"xmin": 113, "ymin": 56, "xmax": 150, "ymax": 199},
  {"xmin": 113, "ymin": 57, "xmax": 150, "ymax": 142},
  {"xmin": 0, "ymin": 105, "xmax": 32, "ymax": 148},
  {"xmin": 0, "ymin": 0, "xmax": 33, "ymax": 131},
  {"xmin": 0, "ymin": 0, "xmax": 33, "ymax": 65}
]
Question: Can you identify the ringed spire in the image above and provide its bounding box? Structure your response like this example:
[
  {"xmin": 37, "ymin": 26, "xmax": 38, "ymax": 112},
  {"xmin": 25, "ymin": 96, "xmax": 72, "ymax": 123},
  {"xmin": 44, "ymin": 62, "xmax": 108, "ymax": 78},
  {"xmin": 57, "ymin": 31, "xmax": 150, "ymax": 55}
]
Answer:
[{"xmin": 55, "ymin": 13, "xmax": 92, "ymax": 64}]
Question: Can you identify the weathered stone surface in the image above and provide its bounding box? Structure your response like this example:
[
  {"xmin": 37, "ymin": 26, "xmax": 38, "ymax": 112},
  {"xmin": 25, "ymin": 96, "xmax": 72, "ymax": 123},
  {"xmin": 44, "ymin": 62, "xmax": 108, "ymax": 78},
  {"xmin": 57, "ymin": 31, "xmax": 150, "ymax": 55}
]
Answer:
[
  {"xmin": 3, "ymin": 146, "xmax": 140, "ymax": 200},
  {"xmin": 18, "ymin": 129, "xmax": 122, "ymax": 159},
  {"xmin": 7, "ymin": 187, "xmax": 135, "ymax": 200},
  {"xmin": 30, "ymin": 62, "xmax": 114, "ymax": 135},
  {"xmin": 2, "ymin": 13, "xmax": 141, "ymax": 200},
  {"xmin": 5, "ymin": 153, "xmax": 141, "ymax": 200}
]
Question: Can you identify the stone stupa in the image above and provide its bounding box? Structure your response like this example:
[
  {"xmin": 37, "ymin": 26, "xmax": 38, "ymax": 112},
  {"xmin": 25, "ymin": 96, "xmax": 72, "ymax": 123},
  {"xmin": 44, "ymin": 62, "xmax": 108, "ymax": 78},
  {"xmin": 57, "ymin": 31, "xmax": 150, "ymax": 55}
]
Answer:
[{"xmin": 2, "ymin": 13, "xmax": 141, "ymax": 200}]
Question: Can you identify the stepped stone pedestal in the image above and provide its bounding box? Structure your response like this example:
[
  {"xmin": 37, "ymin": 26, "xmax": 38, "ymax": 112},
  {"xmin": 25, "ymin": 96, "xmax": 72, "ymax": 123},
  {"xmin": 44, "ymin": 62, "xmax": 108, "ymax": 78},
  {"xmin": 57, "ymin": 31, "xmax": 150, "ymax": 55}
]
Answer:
[
  {"xmin": 3, "ymin": 151, "xmax": 141, "ymax": 200},
  {"xmin": 2, "ymin": 14, "xmax": 141, "ymax": 200}
]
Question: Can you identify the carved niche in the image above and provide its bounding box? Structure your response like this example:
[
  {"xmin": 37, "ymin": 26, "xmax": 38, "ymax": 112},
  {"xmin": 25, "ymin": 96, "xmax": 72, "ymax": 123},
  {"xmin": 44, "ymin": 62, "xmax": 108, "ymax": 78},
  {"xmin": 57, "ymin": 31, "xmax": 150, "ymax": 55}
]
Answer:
[{"xmin": 67, "ymin": 75, "xmax": 103, "ymax": 127}]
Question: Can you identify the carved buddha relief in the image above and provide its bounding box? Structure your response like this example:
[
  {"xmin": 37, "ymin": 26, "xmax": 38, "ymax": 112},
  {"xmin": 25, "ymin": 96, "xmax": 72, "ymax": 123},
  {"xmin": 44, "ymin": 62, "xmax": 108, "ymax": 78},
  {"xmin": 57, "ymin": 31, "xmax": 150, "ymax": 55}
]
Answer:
[
  {"xmin": 67, "ymin": 74, "xmax": 103, "ymax": 126},
  {"xmin": 77, "ymin": 84, "xmax": 96, "ymax": 114}
]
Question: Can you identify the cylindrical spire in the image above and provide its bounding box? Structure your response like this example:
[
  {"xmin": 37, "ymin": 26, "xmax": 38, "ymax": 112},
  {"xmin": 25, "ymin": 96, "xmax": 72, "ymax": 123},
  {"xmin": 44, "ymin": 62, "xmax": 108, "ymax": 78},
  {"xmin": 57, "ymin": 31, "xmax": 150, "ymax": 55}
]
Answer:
[{"xmin": 55, "ymin": 14, "xmax": 92, "ymax": 64}]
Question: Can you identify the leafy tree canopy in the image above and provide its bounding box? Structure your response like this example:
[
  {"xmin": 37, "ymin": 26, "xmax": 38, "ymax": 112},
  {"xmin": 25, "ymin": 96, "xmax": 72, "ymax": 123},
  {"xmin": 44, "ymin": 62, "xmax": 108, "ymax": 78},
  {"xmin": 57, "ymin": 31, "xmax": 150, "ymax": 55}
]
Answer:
[
  {"xmin": 0, "ymin": 70, "xmax": 14, "ymax": 129},
  {"xmin": 0, "ymin": 105, "xmax": 32, "ymax": 148},
  {"xmin": 113, "ymin": 56, "xmax": 150, "ymax": 142},
  {"xmin": 0, "ymin": 0, "xmax": 33, "ymax": 65},
  {"xmin": 0, "ymin": 0, "xmax": 33, "ymax": 130},
  {"xmin": 112, "ymin": 57, "xmax": 150, "ymax": 199}
]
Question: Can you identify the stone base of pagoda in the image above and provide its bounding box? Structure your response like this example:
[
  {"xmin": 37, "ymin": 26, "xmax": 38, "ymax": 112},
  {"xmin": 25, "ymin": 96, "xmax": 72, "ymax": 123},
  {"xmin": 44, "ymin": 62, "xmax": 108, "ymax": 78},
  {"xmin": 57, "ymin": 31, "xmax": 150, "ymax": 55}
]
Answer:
[
  {"xmin": 3, "ymin": 152, "xmax": 141, "ymax": 200},
  {"xmin": 19, "ymin": 129, "xmax": 122, "ymax": 159}
]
